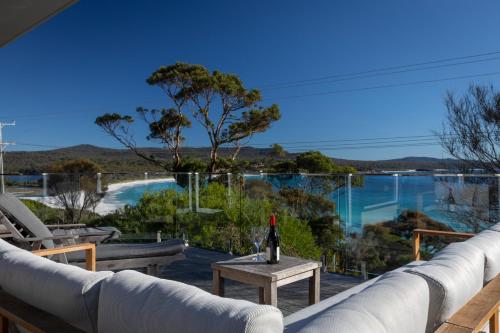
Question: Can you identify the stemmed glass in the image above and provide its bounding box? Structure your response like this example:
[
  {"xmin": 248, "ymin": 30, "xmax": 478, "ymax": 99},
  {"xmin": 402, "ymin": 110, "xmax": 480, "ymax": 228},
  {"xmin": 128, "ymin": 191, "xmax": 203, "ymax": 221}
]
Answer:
[{"xmin": 251, "ymin": 226, "xmax": 267, "ymax": 262}]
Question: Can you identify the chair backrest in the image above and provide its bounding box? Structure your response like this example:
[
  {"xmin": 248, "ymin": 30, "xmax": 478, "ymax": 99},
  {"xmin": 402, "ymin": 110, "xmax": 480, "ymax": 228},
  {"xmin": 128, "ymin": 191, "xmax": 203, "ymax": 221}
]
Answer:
[
  {"xmin": 287, "ymin": 271, "xmax": 430, "ymax": 333},
  {"xmin": 98, "ymin": 270, "xmax": 284, "ymax": 333},
  {"xmin": 0, "ymin": 193, "xmax": 54, "ymax": 249},
  {"xmin": 406, "ymin": 241, "xmax": 485, "ymax": 332},
  {"xmin": 0, "ymin": 248, "xmax": 112, "ymax": 333}
]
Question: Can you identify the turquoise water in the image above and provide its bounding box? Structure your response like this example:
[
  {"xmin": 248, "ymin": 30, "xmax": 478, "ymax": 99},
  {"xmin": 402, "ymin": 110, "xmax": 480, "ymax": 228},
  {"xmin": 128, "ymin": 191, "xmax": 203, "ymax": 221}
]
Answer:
[
  {"xmin": 116, "ymin": 181, "xmax": 183, "ymax": 205},
  {"xmin": 114, "ymin": 175, "xmax": 496, "ymax": 232}
]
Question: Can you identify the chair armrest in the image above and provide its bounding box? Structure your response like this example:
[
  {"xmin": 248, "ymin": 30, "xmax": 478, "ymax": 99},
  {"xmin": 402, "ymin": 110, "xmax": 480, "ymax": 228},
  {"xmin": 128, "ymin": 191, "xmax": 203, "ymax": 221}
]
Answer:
[
  {"xmin": 32, "ymin": 243, "xmax": 96, "ymax": 271},
  {"xmin": 413, "ymin": 228, "xmax": 475, "ymax": 260},
  {"xmin": 46, "ymin": 224, "xmax": 87, "ymax": 229}
]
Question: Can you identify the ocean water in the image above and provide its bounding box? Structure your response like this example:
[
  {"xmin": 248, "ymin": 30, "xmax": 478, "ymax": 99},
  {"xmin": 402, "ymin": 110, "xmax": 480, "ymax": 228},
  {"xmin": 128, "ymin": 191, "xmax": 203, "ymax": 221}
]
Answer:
[{"xmin": 116, "ymin": 181, "xmax": 183, "ymax": 206}]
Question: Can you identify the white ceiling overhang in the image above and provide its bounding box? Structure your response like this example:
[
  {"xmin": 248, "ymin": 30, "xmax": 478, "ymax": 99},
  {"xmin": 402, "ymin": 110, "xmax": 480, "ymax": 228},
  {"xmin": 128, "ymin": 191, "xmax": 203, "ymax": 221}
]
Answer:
[{"xmin": 0, "ymin": 0, "xmax": 78, "ymax": 47}]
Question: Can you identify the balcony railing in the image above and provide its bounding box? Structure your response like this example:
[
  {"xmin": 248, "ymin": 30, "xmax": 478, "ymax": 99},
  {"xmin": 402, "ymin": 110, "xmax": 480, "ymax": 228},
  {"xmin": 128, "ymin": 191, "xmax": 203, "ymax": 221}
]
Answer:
[{"xmin": 3, "ymin": 172, "xmax": 499, "ymax": 276}]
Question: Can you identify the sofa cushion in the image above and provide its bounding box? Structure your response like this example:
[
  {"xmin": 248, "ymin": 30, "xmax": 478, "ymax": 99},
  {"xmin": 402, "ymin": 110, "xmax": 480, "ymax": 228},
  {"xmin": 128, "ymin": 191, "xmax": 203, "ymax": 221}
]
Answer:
[
  {"xmin": 286, "ymin": 271, "xmax": 429, "ymax": 333},
  {"xmin": 406, "ymin": 242, "xmax": 485, "ymax": 332},
  {"xmin": 489, "ymin": 222, "xmax": 500, "ymax": 233},
  {"xmin": 98, "ymin": 270, "xmax": 283, "ymax": 333},
  {"xmin": 0, "ymin": 249, "xmax": 112, "ymax": 333},
  {"xmin": 284, "ymin": 260, "xmax": 425, "ymax": 331},
  {"xmin": 465, "ymin": 230, "xmax": 500, "ymax": 283}
]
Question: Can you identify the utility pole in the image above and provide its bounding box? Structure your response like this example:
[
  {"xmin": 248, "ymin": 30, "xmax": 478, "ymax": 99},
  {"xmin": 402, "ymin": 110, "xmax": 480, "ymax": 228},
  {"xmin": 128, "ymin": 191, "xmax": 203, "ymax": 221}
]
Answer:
[{"xmin": 0, "ymin": 121, "xmax": 15, "ymax": 194}]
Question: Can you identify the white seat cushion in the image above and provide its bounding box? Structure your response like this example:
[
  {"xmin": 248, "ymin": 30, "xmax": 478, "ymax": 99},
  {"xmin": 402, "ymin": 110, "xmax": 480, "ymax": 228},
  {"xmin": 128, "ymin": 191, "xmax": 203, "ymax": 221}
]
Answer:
[
  {"xmin": 465, "ymin": 230, "xmax": 500, "ymax": 283},
  {"xmin": 406, "ymin": 242, "xmax": 485, "ymax": 332},
  {"xmin": 287, "ymin": 271, "xmax": 430, "ymax": 333},
  {"xmin": 284, "ymin": 260, "xmax": 425, "ymax": 332},
  {"xmin": 98, "ymin": 270, "xmax": 283, "ymax": 333},
  {"xmin": 0, "ymin": 249, "xmax": 112, "ymax": 333}
]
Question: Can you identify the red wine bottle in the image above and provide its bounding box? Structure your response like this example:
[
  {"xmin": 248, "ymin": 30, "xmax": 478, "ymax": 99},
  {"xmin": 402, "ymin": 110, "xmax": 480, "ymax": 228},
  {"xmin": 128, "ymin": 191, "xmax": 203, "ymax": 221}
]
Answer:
[{"xmin": 266, "ymin": 215, "xmax": 280, "ymax": 264}]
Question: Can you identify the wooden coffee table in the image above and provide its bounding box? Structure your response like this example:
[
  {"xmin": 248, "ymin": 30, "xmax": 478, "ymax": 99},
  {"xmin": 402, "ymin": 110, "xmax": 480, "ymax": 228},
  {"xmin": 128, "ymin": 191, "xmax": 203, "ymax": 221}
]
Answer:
[{"xmin": 211, "ymin": 254, "xmax": 321, "ymax": 307}]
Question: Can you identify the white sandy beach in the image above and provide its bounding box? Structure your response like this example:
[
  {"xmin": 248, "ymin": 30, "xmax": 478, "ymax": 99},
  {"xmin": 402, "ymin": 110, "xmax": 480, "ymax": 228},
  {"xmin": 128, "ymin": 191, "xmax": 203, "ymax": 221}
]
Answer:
[{"xmin": 24, "ymin": 177, "xmax": 176, "ymax": 216}]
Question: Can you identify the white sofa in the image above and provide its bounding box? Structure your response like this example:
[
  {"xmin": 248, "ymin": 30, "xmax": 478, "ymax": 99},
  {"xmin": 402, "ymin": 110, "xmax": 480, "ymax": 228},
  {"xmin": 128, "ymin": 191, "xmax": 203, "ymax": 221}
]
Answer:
[
  {"xmin": 0, "ymin": 239, "xmax": 283, "ymax": 333},
  {"xmin": 2, "ymin": 222, "xmax": 500, "ymax": 333}
]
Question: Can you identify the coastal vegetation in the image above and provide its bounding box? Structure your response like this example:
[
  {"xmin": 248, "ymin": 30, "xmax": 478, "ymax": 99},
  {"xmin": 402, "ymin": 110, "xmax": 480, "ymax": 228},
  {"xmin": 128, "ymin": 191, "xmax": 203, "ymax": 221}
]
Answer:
[{"xmin": 347, "ymin": 211, "xmax": 455, "ymax": 274}]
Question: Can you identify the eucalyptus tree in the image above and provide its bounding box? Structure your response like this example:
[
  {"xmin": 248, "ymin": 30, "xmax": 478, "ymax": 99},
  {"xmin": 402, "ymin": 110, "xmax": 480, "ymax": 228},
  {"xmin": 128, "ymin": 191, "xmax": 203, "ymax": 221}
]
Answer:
[
  {"xmin": 96, "ymin": 62, "xmax": 280, "ymax": 174},
  {"xmin": 175, "ymin": 64, "xmax": 281, "ymax": 173},
  {"xmin": 95, "ymin": 63, "xmax": 194, "ymax": 171}
]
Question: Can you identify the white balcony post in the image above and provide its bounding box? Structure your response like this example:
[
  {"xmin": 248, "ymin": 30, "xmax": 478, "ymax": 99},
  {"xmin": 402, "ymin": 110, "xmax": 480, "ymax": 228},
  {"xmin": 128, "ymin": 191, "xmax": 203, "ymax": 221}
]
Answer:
[
  {"xmin": 457, "ymin": 173, "xmax": 464, "ymax": 203},
  {"xmin": 347, "ymin": 174, "xmax": 352, "ymax": 236},
  {"xmin": 96, "ymin": 173, "xmax": 102, "ymax": 194},
  {"xmin": 42, "ymin": 173, "xmax": 48, "ymax": 197},
  {"xmin": 195, "ymin": 172, "xmax": 200, "ymax": 212},
  {"xmin": 188, "ymin": 172, "xmax": 193, "ymax": 211},
  {"xmin": 227, "ymin": 173, "xmax": 232, "ymax": 208},
  {"xmin": 144, "ymin": 172, "xmax": 148, "ymax": 181},
  {"xmin": 393, "ymin": 173, "xmax": 399, "ymax": 201}
]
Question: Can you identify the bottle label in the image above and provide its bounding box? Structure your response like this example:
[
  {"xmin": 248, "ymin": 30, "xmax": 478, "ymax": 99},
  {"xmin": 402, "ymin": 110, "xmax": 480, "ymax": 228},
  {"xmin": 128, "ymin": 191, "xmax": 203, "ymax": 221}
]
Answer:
[
  {"xmin": 276, "ymin": 247, "xmax": 280, "ymax": 261},
  {"xmin": 266, "ymin": 247, "xmax": 271, "ymax": 261}
]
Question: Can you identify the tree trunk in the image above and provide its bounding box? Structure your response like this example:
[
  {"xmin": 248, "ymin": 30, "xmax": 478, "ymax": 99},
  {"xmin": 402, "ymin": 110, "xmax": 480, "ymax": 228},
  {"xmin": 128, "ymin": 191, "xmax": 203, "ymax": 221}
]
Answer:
[
  {"xmin": 209, "ymin": 146, "xmax": 219, "ymax": 176},
  {"xmin": 231, "ymin": 143, "xmax": 242, "ymax": 161},
  {"xmin": 173, "ymin": 147, "xmax": 181, "ymax": 171}
]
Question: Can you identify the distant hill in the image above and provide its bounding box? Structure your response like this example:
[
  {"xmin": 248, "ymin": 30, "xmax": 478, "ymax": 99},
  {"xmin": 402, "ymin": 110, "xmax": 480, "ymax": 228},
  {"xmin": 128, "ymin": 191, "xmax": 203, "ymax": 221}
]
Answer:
[{"xmin": 3, "ymin": 144, "xmax": 461, "ymax": 173}]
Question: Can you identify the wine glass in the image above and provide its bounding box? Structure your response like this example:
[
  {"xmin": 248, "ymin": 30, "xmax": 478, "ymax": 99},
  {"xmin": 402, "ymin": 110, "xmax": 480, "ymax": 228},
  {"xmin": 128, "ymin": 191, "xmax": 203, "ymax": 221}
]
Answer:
[{"xmin": 251, "ymin": 226, "xmax": 267, "ymax": 261}]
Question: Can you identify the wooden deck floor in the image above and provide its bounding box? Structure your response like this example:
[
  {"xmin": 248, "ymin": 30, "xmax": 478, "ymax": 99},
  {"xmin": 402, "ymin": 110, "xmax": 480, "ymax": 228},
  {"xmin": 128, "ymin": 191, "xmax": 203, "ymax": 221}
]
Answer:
[{"xmin": 159, "ymin": 247, "xmax": 364, "ymax": 316}]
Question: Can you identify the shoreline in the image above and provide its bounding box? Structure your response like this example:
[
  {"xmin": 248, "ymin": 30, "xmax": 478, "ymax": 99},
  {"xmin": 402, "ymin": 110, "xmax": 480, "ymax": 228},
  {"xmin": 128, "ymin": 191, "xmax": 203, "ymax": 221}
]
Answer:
[
  {"xmin": 23, "ymin": 177, "xmax": 176, "ymax": 216},
  {"xmin": 97, "ymin": 177, "xmax": 175, "ymax": 214}
]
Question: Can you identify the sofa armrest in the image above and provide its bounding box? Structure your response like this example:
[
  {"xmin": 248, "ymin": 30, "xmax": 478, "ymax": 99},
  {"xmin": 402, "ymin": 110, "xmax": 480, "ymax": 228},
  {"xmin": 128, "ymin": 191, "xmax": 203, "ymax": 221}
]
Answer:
[
  {"xmin": 32, "ymin": 243, "xmax": 96, "ymax": 271},
  {"xmin": 413, "ymin": 228, "xmax": 475, "ymax": 260}
]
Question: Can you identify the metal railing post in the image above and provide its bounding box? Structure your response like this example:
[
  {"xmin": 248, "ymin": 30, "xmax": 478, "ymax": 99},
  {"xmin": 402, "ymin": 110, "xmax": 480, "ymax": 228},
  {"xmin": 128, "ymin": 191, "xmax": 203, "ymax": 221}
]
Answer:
[
  {"xmin": 195, "ymin": 172, "xmax": 199, "ymax": 212},
  {"xmin": 188, "ymin": 172, "xmax": 193, "ymax": 211},
  {"xmin": 96, "ymin": 173, "xmax": 102, "ymax": 194},
  {"xmin": 227, "ymin": 173, "xmax": 232, "ymax": 208},
  {"xmin": 42, "ymin": 173, "xmax": 48, "ymax": 197}
]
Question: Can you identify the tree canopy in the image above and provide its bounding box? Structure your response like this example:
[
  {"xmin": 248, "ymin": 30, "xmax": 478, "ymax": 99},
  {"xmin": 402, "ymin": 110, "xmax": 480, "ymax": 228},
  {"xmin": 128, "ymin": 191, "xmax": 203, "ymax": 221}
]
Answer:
[
  {"xmin": 96, "ymin": 62, "xmax": 281, "ymax": 173},
  {"xmin": 172, "ymin": 63, "xmax": 281, "ymax": 173},
  {"xmin": 440, "ymin": 84, "xmax": 500, "ymax": 172},
  {"xmin": 272, "ymin": 151, "xmax": 356, "ymax": 174},
  {"xmin": 95, "ymin": 62, "xmax": 195, "ymax": 171}
]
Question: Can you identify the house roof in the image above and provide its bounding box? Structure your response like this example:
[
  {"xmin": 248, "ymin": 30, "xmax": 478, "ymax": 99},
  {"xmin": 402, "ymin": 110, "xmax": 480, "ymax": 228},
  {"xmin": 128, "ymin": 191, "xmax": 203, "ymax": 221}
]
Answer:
[{"xmin": 0, "ymin": 0, "xmax": 78, "ymax": 47}]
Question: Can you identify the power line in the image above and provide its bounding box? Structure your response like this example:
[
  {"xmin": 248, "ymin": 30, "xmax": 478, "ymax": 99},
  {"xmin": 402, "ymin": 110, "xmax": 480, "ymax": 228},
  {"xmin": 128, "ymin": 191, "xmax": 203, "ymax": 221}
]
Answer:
[
  {"xmin": 260, "ymin": 50, "xmax": 500, "ymax": 89},
  {"xmin": 250, "ymin": 134, "xmax": 442, "ymax": 146},
  {"xmin": 269, "ymin": 71, "xmax": 500, "ymax": 100},
  {"xmin": 286, "ymin": 142, "xmax": 442, "ymax": 151},
  {"xmin": 262, "ymin": 56, "xmax": 500, "ymax": 91},
  {"xmin": 265, "ymin": 139, "xmax": 440, "ymax": 149},
  {"xmin": 15, "ymin": 142, "xmax": 66, "ymax": 149},
  {"xmin": 6, "ymin": 56, "xmax": 500, "ymax": 122}
]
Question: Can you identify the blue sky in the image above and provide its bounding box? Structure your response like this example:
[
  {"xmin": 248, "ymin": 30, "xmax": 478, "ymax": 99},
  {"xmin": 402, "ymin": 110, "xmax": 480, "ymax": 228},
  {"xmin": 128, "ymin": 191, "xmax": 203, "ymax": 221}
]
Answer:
[{"xmin": 1, "ymin": 0, "xmax": 500, "ymax": 160}]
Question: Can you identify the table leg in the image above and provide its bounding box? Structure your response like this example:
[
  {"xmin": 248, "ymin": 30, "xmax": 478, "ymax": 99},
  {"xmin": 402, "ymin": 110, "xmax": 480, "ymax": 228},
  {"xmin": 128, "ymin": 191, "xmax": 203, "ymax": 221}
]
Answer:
[
  {"xmin": 309, "ymin": 267, "xmax": 320, "ymax": 305},
  {"xmin": 258, "ymin": 287, "xmax": 265, "ymax": 304},
  {"xmin": 490, "ymin": 310, "xmax": 499, "ymax": 333},
  {"xmin": 264, "ymin": 281, "xmax": 278, "ymax": 307},
  {"xmin": 213, "ymin": 269, "xmax": 224, "ymax": 297}
]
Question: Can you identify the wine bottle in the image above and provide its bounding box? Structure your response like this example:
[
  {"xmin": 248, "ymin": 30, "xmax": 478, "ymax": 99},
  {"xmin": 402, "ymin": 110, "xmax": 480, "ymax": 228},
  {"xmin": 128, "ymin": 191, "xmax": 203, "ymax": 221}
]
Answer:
[{"xmin": 266, "ymin": 215, "xmax": 280, "ymax": 264}]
